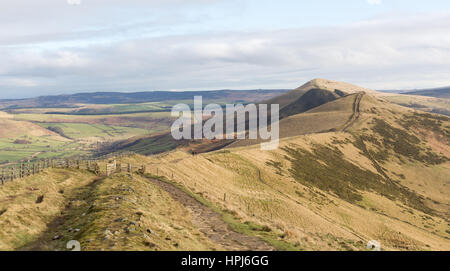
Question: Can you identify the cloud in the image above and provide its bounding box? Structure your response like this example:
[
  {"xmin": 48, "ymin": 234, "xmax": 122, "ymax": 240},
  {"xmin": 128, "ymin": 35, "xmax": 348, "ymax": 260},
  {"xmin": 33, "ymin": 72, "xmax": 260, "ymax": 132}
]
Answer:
[
  {"xmin": 67, "ymin": 0, "xmax": 81, "ymax": 5},
  {"xmin": 367, "ymin": 0, "xmax": 382, "ymax": 5},
  {"xmin": 0, "ymin": 2, "xmax": 449, "ymax": 98}
]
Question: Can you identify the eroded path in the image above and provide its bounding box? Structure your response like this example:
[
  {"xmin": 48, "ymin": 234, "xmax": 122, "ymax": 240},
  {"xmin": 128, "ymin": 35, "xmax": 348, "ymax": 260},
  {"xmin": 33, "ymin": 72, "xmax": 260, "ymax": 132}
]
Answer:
[
  {"xmin": 145, "ymin": 176, "xmax": 274, "ymax": 251},
  {"xmin": 342, "ymin": 92, "xmax": 364, "ymax": 132}
]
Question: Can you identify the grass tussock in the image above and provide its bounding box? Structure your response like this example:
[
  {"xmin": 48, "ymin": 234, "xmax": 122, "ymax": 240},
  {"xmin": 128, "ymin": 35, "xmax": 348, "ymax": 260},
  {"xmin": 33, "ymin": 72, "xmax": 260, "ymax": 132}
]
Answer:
[{"xmin": 282, "ymin": 144, "xmax": 434, "ymax": 215}]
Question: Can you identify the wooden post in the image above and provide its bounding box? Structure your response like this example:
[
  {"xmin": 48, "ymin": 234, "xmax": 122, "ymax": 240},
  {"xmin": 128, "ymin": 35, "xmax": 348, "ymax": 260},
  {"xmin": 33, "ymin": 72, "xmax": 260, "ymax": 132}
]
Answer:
[
  {"xmin": 138, "ymin": 165, "xmax": 146, "ymax": 174},
  {"xmin": 127, "ymin": 163, "xmax": 132, "ymax": 173},
  {"xmin": 223, "ymin": 193, "xmax": 226, "ymax": 202}
]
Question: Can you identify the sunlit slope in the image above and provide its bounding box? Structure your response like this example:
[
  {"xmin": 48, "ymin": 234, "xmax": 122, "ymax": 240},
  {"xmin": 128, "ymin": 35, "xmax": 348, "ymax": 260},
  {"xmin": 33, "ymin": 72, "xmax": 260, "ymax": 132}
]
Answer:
[
  {"xmin": 1, "ymin": 92, "xmax": 449, "ymax": 251},
  {"xmin": 130, "ymin": 95, "xmax": 450, "ymax": 251},
  {"xmin": 264, "ymin": 78, "xmax": 380, "ymax": 110},
  {"xmin": 0, "ymin": 168, "xmax": 221, "ymax": 251},
  {"xmin": 108, "ymin": 79, "xmax": 379, "ymax": 155},
  {"xmin": 0, "ymin": 111, "xmax": 67, "ymax": 140},
  {"xmin": 229, "ymin": 93, "xmax": 357, "ymax": 148}
]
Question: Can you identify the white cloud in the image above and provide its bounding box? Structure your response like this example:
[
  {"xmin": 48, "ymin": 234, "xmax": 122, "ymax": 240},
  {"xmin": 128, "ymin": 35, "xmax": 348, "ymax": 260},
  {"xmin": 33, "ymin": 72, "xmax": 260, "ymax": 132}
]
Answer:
[
  {"xmin": 67, "ymin": 0, "xmax": 81, "ymax": 5},
  {"xmin": 0, "ymin": 2, "xmax": 450, "ymax": 98},
  {"xmin": 367, "ymin": 0, "xmax": 382, "ymax": 5}
]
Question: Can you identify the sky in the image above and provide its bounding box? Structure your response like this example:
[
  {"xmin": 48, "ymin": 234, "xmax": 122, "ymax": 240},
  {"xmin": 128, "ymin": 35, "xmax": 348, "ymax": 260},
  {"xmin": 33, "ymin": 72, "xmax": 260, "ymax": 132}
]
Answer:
[{"xmin": 1, "ymin": 0, "xmax": 450, "ymax": 98}]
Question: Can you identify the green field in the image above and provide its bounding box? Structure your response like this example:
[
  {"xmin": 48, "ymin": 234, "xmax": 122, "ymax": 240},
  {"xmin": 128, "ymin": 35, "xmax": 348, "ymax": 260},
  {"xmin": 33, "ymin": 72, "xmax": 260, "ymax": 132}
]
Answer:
[
  {"xmin": 0, "ymin": 103, "xmax": 179, "ymax": 164},
  {"xmin": 36, "ymin": 123, "xmax": 150, "ymax": 140},
  {"xmin": 12, "ymin": 111, "xmax": 172, "ymax": 122},
  {"xmin": 0, "ymin": 136, "xmax": 88, "ymax": 164}
]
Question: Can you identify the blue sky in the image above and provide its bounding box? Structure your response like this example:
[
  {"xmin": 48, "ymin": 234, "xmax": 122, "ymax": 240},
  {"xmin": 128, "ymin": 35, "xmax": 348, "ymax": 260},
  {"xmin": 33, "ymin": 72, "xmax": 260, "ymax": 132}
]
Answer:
[{"xmin": 1, "ymin": 0, "xmax": 450, "ymax": 98}]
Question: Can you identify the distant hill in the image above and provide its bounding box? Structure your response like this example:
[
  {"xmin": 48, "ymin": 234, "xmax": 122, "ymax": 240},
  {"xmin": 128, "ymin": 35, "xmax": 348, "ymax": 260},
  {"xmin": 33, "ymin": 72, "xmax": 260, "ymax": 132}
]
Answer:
[
  {"xmin": 403, "ymin": 87, "xmax": 450, "ymax": 99},
  {"xmin": 110, "ymin": 79, "xmax": 370, "ymax": 154},
  {"xmin": 263, "ymin": 78, "xmax": 379, "ymax": 110},
  {"xmin": 0, "ymin": 89, "xmax": 290, "ymax": 109},
  {"xmin": 380, "ymin": 86, "xmax": 450, "ymax": 116}
]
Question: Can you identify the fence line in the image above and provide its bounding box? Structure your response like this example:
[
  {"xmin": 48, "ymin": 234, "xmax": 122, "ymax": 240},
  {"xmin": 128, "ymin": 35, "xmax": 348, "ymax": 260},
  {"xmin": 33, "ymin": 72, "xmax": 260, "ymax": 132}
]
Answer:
[{"xmin": 0, "ymin": 152, "xmax": 146, "ymax": 186}]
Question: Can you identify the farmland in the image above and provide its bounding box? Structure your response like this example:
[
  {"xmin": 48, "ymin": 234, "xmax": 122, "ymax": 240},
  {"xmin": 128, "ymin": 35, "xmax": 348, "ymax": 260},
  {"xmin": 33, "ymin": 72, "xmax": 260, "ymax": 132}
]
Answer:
[
  {"xmin": 0, "ymin": 109, "xmax": 173, "ymax": 163},
  {"xmin": 0, "ymin": 90, "xmax": 286, "ymax": 164},
  {"xmin": 0, "ymin": 101, "xmax": 177, "ymax": 163}
]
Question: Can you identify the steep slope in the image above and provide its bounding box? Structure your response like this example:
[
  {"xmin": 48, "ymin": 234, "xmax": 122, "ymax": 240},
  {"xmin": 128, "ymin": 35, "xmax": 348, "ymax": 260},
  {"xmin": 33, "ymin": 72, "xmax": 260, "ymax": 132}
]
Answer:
[
  {"xmin": 228, "ymin": 92, "xmax": 359, "ymax": 149},
  {"xmin": 263, "ymin": 78, "xmax": 380, "ymax": 111},
  {"xmin": 124, "ymin": 93, "xmax": 450, "ymax": 251},
  {"xmin": 112, "ymin": 79, "xmax": 367, "ymax": 154},
  {"xmin": 279, "ymin": 88, "xmax": 343, "ymax": 118}
]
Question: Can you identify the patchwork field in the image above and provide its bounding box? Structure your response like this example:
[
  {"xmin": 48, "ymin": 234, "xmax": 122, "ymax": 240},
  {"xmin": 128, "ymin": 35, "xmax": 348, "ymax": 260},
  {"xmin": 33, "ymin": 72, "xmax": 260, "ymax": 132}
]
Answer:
[
  {"xmin": 0, "ymin": 90, "xmax": 286, "ymax": 164},
  {"xmin": 0, "ymin": 108, "xmax": 175, "ymax": 163}
]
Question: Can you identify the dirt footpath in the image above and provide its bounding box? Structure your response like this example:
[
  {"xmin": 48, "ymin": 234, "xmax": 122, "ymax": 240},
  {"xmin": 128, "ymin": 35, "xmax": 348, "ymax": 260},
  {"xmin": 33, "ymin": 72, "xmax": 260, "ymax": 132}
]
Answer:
[{"xmin": 145, "ymin": 177, "xmax": 274, "ymax": 251}]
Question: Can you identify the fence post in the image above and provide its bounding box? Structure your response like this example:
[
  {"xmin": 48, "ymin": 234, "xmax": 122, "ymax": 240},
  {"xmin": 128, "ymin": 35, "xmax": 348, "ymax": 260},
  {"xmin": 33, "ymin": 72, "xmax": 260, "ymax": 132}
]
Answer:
[{"xmin": 94, "ymin": 163, "xmax": 100, "ymax": 176}]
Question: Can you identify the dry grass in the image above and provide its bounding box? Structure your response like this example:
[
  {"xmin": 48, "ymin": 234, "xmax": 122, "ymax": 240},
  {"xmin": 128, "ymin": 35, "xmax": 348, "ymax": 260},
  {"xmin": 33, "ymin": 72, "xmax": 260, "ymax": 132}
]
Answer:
[
  {"xmin": 125, "ymin": 93, "xmax": 450, "ymax": 251},
  {"xmin": 0, "ymin": 118, "xmax": 67, "ymax": 140},
  {"xmin": 0, "ymin": 169, "xmax": 95, "ymax": 250},
  {"xmin": 1, "ymin": 90, "xmax": 449, "ymax": 251},
  {"xmin": 0, "ymin": 168, "xmax": 221, "ymax": 251}
]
